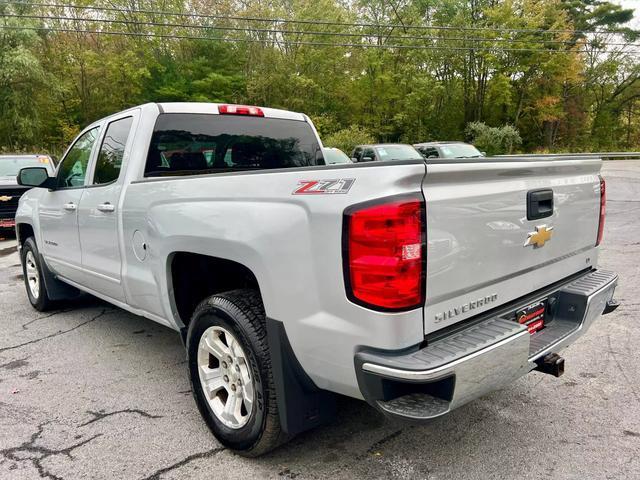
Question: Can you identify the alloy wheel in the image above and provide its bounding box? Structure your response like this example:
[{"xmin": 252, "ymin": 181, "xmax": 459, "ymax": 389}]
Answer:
[{"xmin": 197, "ymin": 326, "xmax": 254, "ymax": 429}]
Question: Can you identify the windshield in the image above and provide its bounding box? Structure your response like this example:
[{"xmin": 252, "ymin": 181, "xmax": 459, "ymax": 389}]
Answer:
[
  {"xmin": 0, "ymin": 156, "xmax": 52, "ymax": 177},
  {"xmin": 374, "ymin": 145, "xmax": 422, "ymax": 161},
  {"xmin": 145, "ymin": 114, "xmax": 323, "ymax": 176},
  {"xmin": 438, "ymin": 144, "xmax": 483, "ymax": 158},
  {"xmin": 322, "ymin": 148, "xmax": 351, "ymax": 164}
]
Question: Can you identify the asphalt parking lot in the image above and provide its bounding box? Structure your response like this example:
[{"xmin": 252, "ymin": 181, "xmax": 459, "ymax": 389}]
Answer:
[{"xmin": 0, "ymin": 160, "xmax": 638, "ymax": 480}]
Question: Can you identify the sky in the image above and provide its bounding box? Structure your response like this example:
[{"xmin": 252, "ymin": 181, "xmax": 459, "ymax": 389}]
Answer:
[{"xmin": 617, "ymin": 0, "xmax": 639, "ymax": 27}]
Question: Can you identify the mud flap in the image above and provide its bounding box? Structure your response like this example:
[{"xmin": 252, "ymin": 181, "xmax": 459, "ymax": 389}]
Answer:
[
  {"xmin": 38, "ymin": 254, "xmax": 81, "ymax": 301},
  {"xmin": 265, "ymin": 318, "xmax": 336, "ymax": 435}
]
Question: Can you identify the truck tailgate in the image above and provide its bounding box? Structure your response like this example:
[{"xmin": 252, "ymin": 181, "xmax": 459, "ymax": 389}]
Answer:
[{"xmin": 423, "ymin": 157, "xmax": 602, "ymax": 334}]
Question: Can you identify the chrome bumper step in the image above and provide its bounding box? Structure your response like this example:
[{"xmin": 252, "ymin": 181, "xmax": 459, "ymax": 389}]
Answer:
[
  {"xmin": 360, "ymin": 317, "xmax": 524, "ymax": 377},
  {"xmin": 378, "ymin": 393, "xmax": 449, "ymax": 420},
  {"xmin": 355, "ymin": 269, "xmax": 618, "ymax": 422}
]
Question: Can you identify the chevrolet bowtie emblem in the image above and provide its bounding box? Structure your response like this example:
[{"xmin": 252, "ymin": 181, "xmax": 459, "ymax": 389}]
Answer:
[
  {"xmin": 524, "ymin": 225, "xmax": 553, "ymax": 248},
  {"xmin": 0, "ymin": 195, "xmax": 12, "ymax": 202}
]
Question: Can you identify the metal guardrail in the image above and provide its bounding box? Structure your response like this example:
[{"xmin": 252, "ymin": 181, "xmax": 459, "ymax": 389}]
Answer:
[{"xmin": 496, "ymin": 152, "xmax": 640, "ymax": 160}]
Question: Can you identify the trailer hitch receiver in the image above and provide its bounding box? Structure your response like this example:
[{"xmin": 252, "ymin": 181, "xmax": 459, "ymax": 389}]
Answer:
[{"xmin": 535, "ymin": 353, "xmax": 565, "ymax": 377}]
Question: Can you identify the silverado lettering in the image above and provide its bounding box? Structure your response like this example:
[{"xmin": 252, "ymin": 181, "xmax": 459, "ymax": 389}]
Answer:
[{"xmin": 434, "ymin": 293, "xmax": 499, "ymax": 323}]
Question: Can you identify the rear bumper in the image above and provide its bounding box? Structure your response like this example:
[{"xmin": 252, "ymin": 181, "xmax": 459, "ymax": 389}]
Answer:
[{"xmin": 355, "ymin": 269, "xmax": 618, "ymax": 421}]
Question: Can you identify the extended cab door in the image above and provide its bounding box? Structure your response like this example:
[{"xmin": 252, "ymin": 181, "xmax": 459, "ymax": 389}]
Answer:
[
  {"xmin": 38, "ymin": 127, "xmax": 101, "ymax": 281},
  {"xmin": 77, "ymin": 114, "xmax": 136, "ymax": 302}
]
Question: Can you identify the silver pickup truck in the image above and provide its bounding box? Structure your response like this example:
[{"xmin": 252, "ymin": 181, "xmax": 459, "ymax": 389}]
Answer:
[{"xmin": 15, "ymin": 103, "xmax": 619, "ymax": 456}]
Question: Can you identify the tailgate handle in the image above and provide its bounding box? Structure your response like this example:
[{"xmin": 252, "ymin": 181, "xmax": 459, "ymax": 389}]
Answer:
[{"xmin": 527, "ymin": 189, "xmax": 554, "ymax": 220}]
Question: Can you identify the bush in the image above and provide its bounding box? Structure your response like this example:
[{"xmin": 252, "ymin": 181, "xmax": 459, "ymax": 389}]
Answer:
[
  {"xmin": 322, "ymin": 125, "xmax": 375, "ymax": 156},
  {"xmin": 309, "ymin": 114, "xmax": 340, "ymax": 138},
  {"xmin": 465, "ymin": 122, "xmax": 522, "ymax": 156}
]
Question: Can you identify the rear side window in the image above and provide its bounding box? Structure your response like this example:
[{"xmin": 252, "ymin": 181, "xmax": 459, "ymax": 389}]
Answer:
[
  {"xmin": 94, "ymin": 116, "xmax": 133, "ymax": 185},
  {"xmin": 144, "ymin": 114, "xmax": 323, "ymax": 177}
]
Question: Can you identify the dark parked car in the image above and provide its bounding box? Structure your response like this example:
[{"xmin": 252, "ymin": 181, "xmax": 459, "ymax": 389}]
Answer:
[
  {"xmin": 351, "ymin": 144, "xmax": 423, "ymax": 162},
  {"xmin": 0, "ymin": 154, "xmax": 55, "ymax": 229},
  {"xmin": 414, "ymin": 141, "xmax": 484, "ymax": 159}
]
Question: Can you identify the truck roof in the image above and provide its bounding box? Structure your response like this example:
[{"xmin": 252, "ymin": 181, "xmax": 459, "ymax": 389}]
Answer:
[
  {"xmin": 157, "ymin": 102, "xmax": 306, "ymax": 121},
  {"xmin": 85, "ymin": 102, "xmax": 308, "ymax": 129}
]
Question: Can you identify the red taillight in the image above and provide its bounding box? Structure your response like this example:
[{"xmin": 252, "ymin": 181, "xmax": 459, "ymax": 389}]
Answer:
[
  {"xmin": 343, "ymin": 196, "xmax": 425, "ymax": 311},
  {"xmin": 218, "ymin": 104, "xmax": 264, "ymax": 116},
  {"xmin": 596, "ymin": 176, "xmax": 606, "ymax": 246}
]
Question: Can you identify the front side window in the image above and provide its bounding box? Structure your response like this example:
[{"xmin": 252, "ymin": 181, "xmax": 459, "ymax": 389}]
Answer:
[
  {"xmin": 56, "ymin": 127, "xmax": 100, "ymax": 188},
  {"xmin": 94, "ymin": 117, "xmax": 133, "ymax": 185},
  {"xmin": 144, "ymin": 113, "xmax": 323, "ymax": 177}
]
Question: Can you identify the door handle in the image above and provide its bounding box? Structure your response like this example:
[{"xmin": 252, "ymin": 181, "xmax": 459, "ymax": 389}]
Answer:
[
  {"xmin": 63, "ymin": 202, "xmax": 77, "ymax": 211},
  {"xmin": 97, "ymin": 202, "xmax": 115, "ymax": 212}
]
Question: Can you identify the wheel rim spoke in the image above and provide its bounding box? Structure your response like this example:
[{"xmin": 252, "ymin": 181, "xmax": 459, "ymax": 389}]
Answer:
[
  {"xmin": 223, "ymin": 393, "xmax": 242, "ymax": 423},
  {"xmin": 201, "ymin": 332, "xmax": 229, "ymax": 360},
  {"xmin": 199, "ymin": 367, "xmax": 225, "ymax": 398}
]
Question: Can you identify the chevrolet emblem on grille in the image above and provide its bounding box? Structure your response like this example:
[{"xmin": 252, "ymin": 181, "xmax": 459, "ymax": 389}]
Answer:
[
  {"xmin": 524, "ymin": 225, "xmax": 553, "ymax": 248},
  {"xmin": 0, "ymin": 195, "xmax": 12, "ymax": 202}
]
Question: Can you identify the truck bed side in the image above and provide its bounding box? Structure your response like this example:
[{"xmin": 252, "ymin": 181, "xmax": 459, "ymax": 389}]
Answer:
[{"xmin": 120, "ymin": 161, "xmax": 427, "ymax": 399}]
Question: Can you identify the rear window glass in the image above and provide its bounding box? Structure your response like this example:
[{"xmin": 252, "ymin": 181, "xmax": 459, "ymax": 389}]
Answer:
[{"xmin": 145, "ymin": 113, "xmax": 324, "ymax": 177}]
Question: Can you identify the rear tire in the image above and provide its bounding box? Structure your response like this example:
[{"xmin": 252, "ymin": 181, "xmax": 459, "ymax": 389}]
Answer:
[
  {"xmin": 187, "ymin": 289, "xmax": 286, "ymax": 456},
  {"xmin": 21, "ymin": 237, "xmax": 54, "ymax": 311}
]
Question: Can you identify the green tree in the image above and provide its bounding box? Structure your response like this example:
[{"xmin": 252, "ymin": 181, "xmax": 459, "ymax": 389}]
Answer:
[
  {"xmin": 323, "ymin": 125, "xmax": 375, "ymax": 154},
  {"xmin": 466, "ymin": 121, "xmax": 522, "ymax": 155},
  {"xmin": 0, "ymin": 8, "xmax": 47, "ymax": 150},
  {"xmin": 1, "ymin": 0, "xmax": 639, "ymax": 154}
]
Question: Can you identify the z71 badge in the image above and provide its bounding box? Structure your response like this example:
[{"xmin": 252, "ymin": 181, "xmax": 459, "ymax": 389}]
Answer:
[{"xmin": 293, "ymin": 179, "xmax": 355, "ymax": 195}]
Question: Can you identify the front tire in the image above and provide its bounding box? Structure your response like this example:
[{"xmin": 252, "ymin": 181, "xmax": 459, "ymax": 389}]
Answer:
[
  {"xmin": 187, "ymin": 289, "xmax": 286, "ymax": 456},
  {"xmin": 21, "ymin": 237, "xmax": 53, "ymax": 311}
]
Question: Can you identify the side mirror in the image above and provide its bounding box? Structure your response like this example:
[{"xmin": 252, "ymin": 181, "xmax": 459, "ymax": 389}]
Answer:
[
  {"xmin": 17, "ymin": 167, "xmax": 54, "ymax": 189},
  {"xmin": 481, "ymin": 151, "xmax": 487, "ymax": 156},
  {"xmin": 351, "ymin": 157, "xmax": 358, "ymax": 162},
  {"xmin": 362, "ymin": 156, "xmax": 374, "ymax": 162}
]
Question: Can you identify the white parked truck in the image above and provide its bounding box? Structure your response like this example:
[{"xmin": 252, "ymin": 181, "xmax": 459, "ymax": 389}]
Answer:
[{"xmin": 15, "ymin": 103, "xmax": 619, "ymax": 456}]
